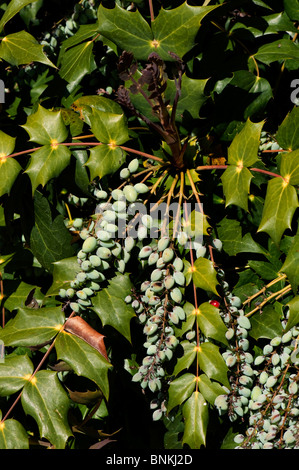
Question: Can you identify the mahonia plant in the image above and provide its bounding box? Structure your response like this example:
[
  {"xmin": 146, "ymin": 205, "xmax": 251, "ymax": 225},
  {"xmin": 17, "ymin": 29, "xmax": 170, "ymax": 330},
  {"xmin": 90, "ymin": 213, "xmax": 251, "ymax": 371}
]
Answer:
[{"xmin": 0, "ymin": 0, "xmax": 298, "ymax": 450}]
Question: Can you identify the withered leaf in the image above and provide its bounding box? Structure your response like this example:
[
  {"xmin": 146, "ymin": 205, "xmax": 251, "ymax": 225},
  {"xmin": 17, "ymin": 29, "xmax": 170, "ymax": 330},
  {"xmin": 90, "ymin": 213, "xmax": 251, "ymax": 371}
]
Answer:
[{"xmin": 64, "ymin": 316, "xmax": 109, "ymax": 361}]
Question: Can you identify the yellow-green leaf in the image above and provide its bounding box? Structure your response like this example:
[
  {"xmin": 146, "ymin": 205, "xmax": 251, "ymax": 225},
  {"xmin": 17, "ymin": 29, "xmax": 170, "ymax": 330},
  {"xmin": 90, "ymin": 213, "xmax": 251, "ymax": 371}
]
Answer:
[
  {"xmin": 182, "ymin": 391, "xmax": 209, "ymax": 449},
  {"xmin": 0, "ymin": 31, "xmax": 56, "ymax": 67}
]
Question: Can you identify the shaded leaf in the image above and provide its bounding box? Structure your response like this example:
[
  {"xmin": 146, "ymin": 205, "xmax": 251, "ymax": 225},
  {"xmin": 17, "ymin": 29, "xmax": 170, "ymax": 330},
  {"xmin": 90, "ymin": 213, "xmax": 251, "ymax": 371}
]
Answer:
[
  {"xmin": 217, "ymin": 217, "xmax": 267, "ymax": 257},
  {"xmin": 0, "ymin": 0, "xmax": 39, "ymax": 32},
  {"xmin": 285, "ymin": 296, "xmax": 299, "ymax": 332},
  {"xmin": 55, "ymin": 331, "xmax": 111, "ymax": 400},
  {"xmin": 0, "ymin": 354, "xmax": 34, "ymax": 396},
  {"xmin": 0, "ymin": 31, "xmax": 56, "ymax": 67},
  {"xmin": 59, "ymin": 41, "xmax": 96, "ymax": 92},
  {"xmin": 197, "ymin": 374, "xmax": 229, "ymax": 405},
  {"xmin": 0, "ymin": 156, "xmax": 22, "ymax": 197},
  {"xmin": 254, "ymin": 39, "xmax": 299, "ymax": 65},
  {"xmin": 89, "ymin": 108, "xmax": 129, "ymax": 145},
  {"xmin": 182, "ymin": 391, "xmax": 209, "ymax": 449},
  {"xmin": 46, "ymin": 257, "xmax": 81, "ymax": 296},
  {"xmin": 197, "ymin": 342, "xmax": 230, "ymax": 388},
  {"xmin": 21, "ymin": 370, "xmax": 72, "ymax": 449},
  {"xmin": 276, "ymin": 107, "xmax": 299, "ymax": 151},
  {"xmin": 227, "ymin": 118, "xmax": 264, "ymax": 167},
  {"xmin": 196, "ymin": 302, "xmax": 228, "ymax": 346},
  {"xmin": 173, "ymin": 340, "xmax": 197, "ymax": 376},
  {"xmin": 192, "ymin": 258, "xmax": 219, "ymax": 295},
  {"xmin": 280, "ymin": 149, "xmax": 299, "ymax": 184},
  {"xmin": 167, "ymin": 373, "xmax": 196, "ymax": 413},
  {"xmin": 280, "ymin": 227, "xmax": 299, "ymax": 292},
  {"xmin": 249, "ymin": 305, "xmax": 283, "ymax": 340}
]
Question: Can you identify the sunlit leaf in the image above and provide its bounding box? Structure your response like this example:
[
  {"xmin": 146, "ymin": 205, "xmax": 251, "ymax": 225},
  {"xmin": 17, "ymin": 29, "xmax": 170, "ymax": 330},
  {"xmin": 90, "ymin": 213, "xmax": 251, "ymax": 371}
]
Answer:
[
  {"xmin": 192, "ymin": 258, "xmax": 219, "ymax": 295},
  {"xmin": 182, "ymin": 391, "xmax": 209, "ymax": 449},
  {"xmin": 0, "ymin": 354, "xmax": 34, "ymax": 396},
  {"xmin": 167, "ymin": 373, "xmax": 196, "ymax": 413},
  {"xmin": 0, "ymin": 31, "xmax": 56, "ymax": 67},
  {"xmin": 0, "ymin": 419, "xmax": 29, "ymax": 449}
]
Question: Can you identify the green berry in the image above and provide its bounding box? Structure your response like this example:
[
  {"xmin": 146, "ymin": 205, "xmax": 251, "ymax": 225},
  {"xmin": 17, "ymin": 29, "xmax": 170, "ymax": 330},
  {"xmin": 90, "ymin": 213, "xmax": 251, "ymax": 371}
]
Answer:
[
  {"xmin": 120, "ymin": 167, "xmax": 130, "ymax": 179},
  {"xmin": 170, "ymin": 287, "xmax": 182, "ymax": 304},
  {"xmin": 128, "ymin": 158, "xmax": 139, "ymax": 173},
  {"xmin": 96, "ymin": 247, "xmax": 112, "ymax": 259},
  {"xmin": 134, "ymin": 183, "xmax": 149, "ymax": 194},
  {"xmin": 173, "ymin": 271, "xmax": 185, "ymax": 286},
  {"xmin": 123, "ymin": 185, "xmax": 138, "ymax": 202},
  {"xmin": 162, "ymin": 247, "xmax": 174, "ymax": 263},
  {"xmin": 82, "ymin": 236, "xmax": 97, "ymax": 253}
]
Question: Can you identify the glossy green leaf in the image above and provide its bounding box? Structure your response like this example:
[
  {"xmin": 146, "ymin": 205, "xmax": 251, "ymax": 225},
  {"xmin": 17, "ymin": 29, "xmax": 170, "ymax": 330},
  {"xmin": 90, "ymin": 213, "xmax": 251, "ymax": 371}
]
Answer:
[
  {"xmin": 30, "ymin": 191, "xmax": 74, "ymax": 273},
  {"xmin": 0, "ymin": 306, "xmax": 64, "ymax": 347},
  {"xmin": 167, "ymin": 373, "xmax": 196, "ymax": 413},
  {"xmin": 25, "ymin": 144, "xmax": 71, "ymax": 194},
  {"xmin": 192, "ymin": 258, "xmax": 219, "ymax": 295},
  {"xmin": 250, "ymin": 305, "xmax": 283, "ymax": 340},
  {"xmin": 4, "ymin": 281, "xmax": 42, "ymax": 312},
  {"xmin": 0, "ymin": 31, "xmax": 56, "ymax": 67},
  {"xmin": 21, "ymin": 370, "xmax": 72, "ymax": 449},
  {"xmin": 280, "ymin": 150, "xmax": 299, "ymax": 185},
  {"xmin": 276, "ymin": 107, "xmax": 299, "ymax": 151},
  {"xmin": 221, "ymin": 166, "xmax": 253, "ymax": 211},
  {"xmin": 89, "ymin": 108, "xmax": 129, "ymax": 145},
  {"xmin": 0, "ymin": 0, "xmax": 39, "ymax": 32},
  {"xmin": 91, "ymin": 273, "xmax": 135, "ymax": 343},
  {"xmin": 217, "ymin": 217, "xmax": 267, "ymax": 257},
  {"xmin": 0, "ymin": 354, "xmax": 34, "ymax": 396},
  {"xmin": 85, "ymin": 145, "xmax": 126, "ymax": 180},
  {"xmin": 55, "ymin": 331, "xmax": 111, "ymax": 400},
  {"xmin": 173, "ymin": 340, "xmax": 197, "ymax": 376},
  {"xmin": 58, "ymin": 23, "xmax": 100, "ymax": 65},
  {"xmin": 284, "ymin": 0, "xmax": 299, "ymax": 21},
  {"xmin": 182, "ymin": 391, "xmax": 209, "ymax": 449},
  {"xmin": 280, "ymin": 227, "xmax": 299, "ymax": 291},
  {"xmin": 197, "ymin": 342, "xmax": 229, "ymax": 388},
  {"xmin": 98, "ymin": 3, "xmax": 218, "ymax": 61},
  {"xmin": 22, "ymin": 105, "xmax": 68, "ymax": 145},
  {"xmin": 0, "ymin": 129, "xmax": 15, "ymax": 155},
  {"xmin": 0, "ymin": 419, "xmax": 29, "ymax": 449},
  {"xmin": 227, "ymin": 119, "xmax": 264, "ymax": 167},
  {"xmin": 257, "ymin": 177, "xmax": 299, "ymax": 245},
  {"xmin": 0, "ymin": 156, "xmax": 22, "ymax": 197},
  {"xmin": 197, "ymin": 374, "xmax": 229, "ymax": 405},
  {"xmin": 72, "ymin": 95, "xmax": 125, "ymax": 127},
  {"xmin": 254, "ymin": 39, "xmax": 299, "ymax": 65},
  {"xmin": 285, "ymin": 296, "xmax": 299, "ymax": 332},
  {"xmin": 196, "ymin": 302, "xmax": 228, "ymax": 346},
  {"xmin": 46, "ymin": 257, "xmax": 81, "ymax": 297},
  {"xmin": 59, "ymin": 41, "xmax": 96, "ymax": 92}
]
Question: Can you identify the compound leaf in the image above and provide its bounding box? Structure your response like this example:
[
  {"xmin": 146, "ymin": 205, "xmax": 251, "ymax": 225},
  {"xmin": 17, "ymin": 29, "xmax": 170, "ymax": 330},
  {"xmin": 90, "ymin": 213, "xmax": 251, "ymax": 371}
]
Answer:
[{"xmin": 182, "ymin": 391, "xmax": 209, "ymax": 449}]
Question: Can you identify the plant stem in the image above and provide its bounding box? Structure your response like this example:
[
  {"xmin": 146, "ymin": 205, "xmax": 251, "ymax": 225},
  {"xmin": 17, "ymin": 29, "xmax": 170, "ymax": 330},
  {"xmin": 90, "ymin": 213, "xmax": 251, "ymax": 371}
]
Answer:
[{"xmin": 148, "ymin": 0, "xmax": 154, "ymax": 21}]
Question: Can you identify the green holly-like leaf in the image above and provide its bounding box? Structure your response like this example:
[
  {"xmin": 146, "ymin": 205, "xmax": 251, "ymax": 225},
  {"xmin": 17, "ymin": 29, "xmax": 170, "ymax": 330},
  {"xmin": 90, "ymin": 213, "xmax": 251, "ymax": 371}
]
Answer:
[
  {"xmin": 22, "ymin": 104, "xmax": 68, "ymax": 145},
  {"xmin": 254, "ymin": 39, "xmax": 299, "ymax": 65},
  {"xmin": 0, "ymin": 0, "xmax": 39, "ymax": 32},
  {"xmin": 165, "ymin": 75, "xmax": 209, "ymax": 121},
  {"xmin": 97, "ymin": 3, "xmax": 218, "ymax": 61},
  {"xmin": 91, "ymin": 273, "xmax": 135, "ymax": 343},
  {"xmin": 276, "ymin": 107, "xmax": 299, "ymax": 151},
  {"xmin": 197, "ymin": 374, "xmax": 229, "ymax": 406},
  {"xmin": 280, "ymin": 149, "xmax": 299, "ymax": 185},
  {"xmin": 173, "ymin": 340, "xmax": 197, "ymax": 377},
  {"xmin": 0, "ymin": 418, "xmax": 29, "ymax": 449},
  {"xmin": 89, "ymin": 108, "xmax": 129, "ymax": 145},
  {"xmin": 257, "ymin": 177, "xmax": 299, "ymax": 245},
  {"xmin": 55, "ymin": 331, "xmax": 111, "ymax": 400},
  {"xmin": 196, "ymin": 302, "xmax": 228, "ymax": 346},
  {"xmin": 0, "ymin": 306, "xmax": 64, "ymax": 347},
  {"xmin": 46, "ymin": 257, "xmax": 81, "ymax": 297},
  {"xmin": 197, "ymin": 342, "xmax": 230, "ymax": 388},
  {"xmin": 192, "ymin": 258, "xmax": 219, "ymax": 295},
  {"xmin": 249, "ymin": 304, "xmax": 284, "ymax": 340},
  {"xmin": 21, "ymin": 370, "xmax": 72, "ymax": 449},
  {"xmin": 0, "ymin": 31, "xmax": 56, "ymax": 67},
  {"xmin": 4, "ymin": 281, "xmax": 42, "ymax": 312},
  {"xmin": 217, "ymin": 217, "xmax": 267, "ymax": 257},
  {"xmin": 167, "ymin": 373, "xmax": 196, "ymax": 413},
  {"xmin": 284, "ymin": 0, "xmax": 299, "ymax": 21},
  {"xmin": 182, "ymin": 391, "xmax": 209, "ymax": 449},
  {"xmin": 227, "ymin": 118, "xmax": 264, "ymax": 167},
  {"xmin": 0, "ymin": 354, "xmax": 34, "ymax": 396},
  {"xmin": 0, "ymin": 130, "xmax": 22, "ymax": 197},
  {"xmin": 72, "ymin": 95, "xmax": 125, "ymax": 126},
  {"xmin": 221, "ymin": 166, "xmax": 253, "ymax": 211},
  {"xmin": 85, "ymin": 145, "xmax": 126, "ymax": 180},
  {"xmin": 30, "ymin": 191, "xmax": 74, "ymax": 273},
  {"xmin": 25, "ymin": 145, "xmax": 71, "ymax": 195},
  {"xmin": 285, "ymin": 296, "xmax": 299, "ymax": 332},
  {"xmin": 59, "ymin": 41, "xmax": 97, "ymax": 92},
  {"xmin": 280, "ymin": 227, "xmax": 299, "ymax": 292}
]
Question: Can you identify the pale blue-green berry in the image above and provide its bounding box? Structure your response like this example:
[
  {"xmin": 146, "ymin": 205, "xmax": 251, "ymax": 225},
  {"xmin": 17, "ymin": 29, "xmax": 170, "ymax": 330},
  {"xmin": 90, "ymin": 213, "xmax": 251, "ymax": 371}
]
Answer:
[
  {"xmin": 81, "ymin": 260, "xmax": 91, "ymax": 271},
  {"xmin": 151, "ymin": 269, "xmax": 163, "ymax": 282},
  {"xmin": 112, "ymin": 200, "xmax": 127, "ymax": 213},
  {"xmin": 213, "ymin": 238, "xmax": 222, "ymax": 251},
  {"xmin": 251, "ymin": 386, "xmax": 263, "ymax": 401},
  {"xmin": 157, "ymin": 236, "xmax": 170, "ymax": 252},
  {"xmin": 173, "ymin": 257, "xmax": 184, "ymax": 272},
  {"xmin": 186, "ymin": 330, "xmax": 196, "ymax": 340},
  {"xmin": 237, "ymin": 315, "xmax": 251, "ymax": 330},
  {"xmin": 128, "ymin": 158, "xmax": 139, "ymax": 173},
  {"xmin": 120, "ymin": 167, "xmax": 130, "ymax": 179},
  {"xmin": 168, "ymin": 311, "xmax": 179, "ymax": 325},
  {"xmin": 94, "ymin": 189, "xmax": 108, "ymax": 199},
  {"xmin": 239, "ymin": 375, "xmax": 253, "ymax": 387},
  {"xmin": 282, "ymin": 330, "xmax": 292, "ymax": 343},
  {"xmin": 283, "ymin": 430, "xmax": 296, "ymax": 444},
  {"xmin": 196, "ymin": 245, "xmax": 206, "ymax": 258},
  {"xmin": 288, "ymin": 382, "xmax": 298, "ymax": 395},
  {"xmin": 259, "ymin": 371, "xmax": 268, "ymax": 385},
  {"xmin": 77, "ymin": 249, "xmax": 87, "ymax": 260},
  {"xmin": 89, "ymin": 255, "xmax": 102, "ymax": 268},
  {"xmin": 263, "ymin": 344, "xmax": 273, "ymax": 355},
  {"xmin": 151, "ymin": 281, "xmax": 164, "ymax": 293},
  {"xmin": 111, "ymin": 189, "xmax": 125, "ymax": 200},
  {"xmin": 173, "ymin": 271, "xmax": 185, "ymax": 286},
  {"xmin": 82, "ymin": 236, "xmax": 97, "ymax": 253},
  {"xmin": 111, "ymin": 243, "xmax": 122, "ymax": 257},
  {"xmin": 139, "ymin": 246, "xmax": 152, "ymax": 258},
  {"xmin": 177, "ymin": 231, "xmax": 188, "ymax": 245},
  {"xmin": 77, "ymin": 290, "xmax": 87, "ymax": 300},
  {"xmin": 148, "ymin": 252, "xmax": 159, "ymax": 265},
  {"xmin": 165, "ymin": 335, "xmax": 179, "ymax": 349},
  {"xmin": 231, "ymin": 296, "xmax": 242, "ymax": 308},
  {"xmin": 72, "ymin": 218, "xmax": 83, "ymax": 229},
  {"xmin": 271, "ymin": 353, "xmax": 280, "ymax": 366},
  {"xmin": 89, "ymin": 281, "xmax": 101, "ymax": 291},
  {"xmin": 142, "ymin": 214, "xmax": 153, "ymax": 228},
  {"xmin": 147, "ymin": 344, "xmax": 157, "ymax": 355},
  {"xmin": 148, "ymin": 296, "xmax": 160, "ymax": 306},
  {"xmin": 134, "ymin": 183, "xmax": 149, "ymax": 194},
  {"xmin": 173, "ymin": 306, "xmax": 185, "ymax": 321},
  {"xmin": 162, "ymin": 247, "xmax": 174, "ymax": 263},
  {"xmin": 66, "ymin": 288, "xmax": 75, "ymax": 298},
  {"xmin": 225, "ymin": 328, "xmax": 235, "ymax": 340},
  {"xmin": 76, "ymin": 272, "xmax": 87, "ymax": 283},
  {"xmin": 254, "ymin": 355, "xmax": 265, "ymax": 366},
  {"xmin": 170, "ymin": 287, "xmax": 182, "ymax": 304},
  {"xmin": 164, "ymin": 348, "xmax": 173, "ymax": 361},
  {"xmin": 59, "ymin": 288, "xmax": 67, "ymax": 298},
  {"xmin": 265, "ymin": 376, "xmax": 277, "ymax": 388},
  {"xmin": 123, "ymin": 185, "xmax": 138, "ymax": 202},
  {"xmin": 239, "ymin": 386, "xmax": 251, "ymax": 398},
  {"xmin": 214, "ymin": 394, "xmax": 228, "ymax": 412},
  {"xmin": 96, "ymin": 246, "xmax": 112, "ymax": 259},
  {"xmin": 270, "ymin": 336, "xmax": 281, "ymax": 347},
  {"xmin": 137, "ymin": 225, "xmax": 148, "ymax": 240},
  {"xmin": 70, "ymin": 302, "xmax": 81, "ymax": 313},
  {"xmin": 226, "ymin": 355, "xmax": 237, "ymax": 367},
  {"xmin": 79, "ymin": 228, "xmax": 90, "ymax": 240},
  {"xmin": 234, "ymin": 434, "xmax": 245, "ymax": 444},
  {"xmin": 82, "ymin": 287, "xmax": 94, "ymax": 297},
  {"xmin": 152, "ymin": 409, "xmax": 163, "ymax": 421},
  {"xmin": 156, "ymin": 257, "xmax": 166, "ymax": 268},
  {"xmin": 164, "ymin": 276, "xmax": 175, "ymax": 291},
  {"xmin": 238, "ymin": 338, "xmax": 249, "ymax": 351}
]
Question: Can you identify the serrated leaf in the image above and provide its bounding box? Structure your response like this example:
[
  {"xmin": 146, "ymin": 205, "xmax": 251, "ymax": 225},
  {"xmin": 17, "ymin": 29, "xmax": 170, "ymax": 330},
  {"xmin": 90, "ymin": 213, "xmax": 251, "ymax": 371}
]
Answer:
[
  {"xmin": 197, "ymin": 342, "xmax": 229, "ymax": 388},
  {"xmin": 59, "ymin": 41, "xmax": 96, "ymax": 92},
  {"xmin": 249, "ymin": 305, "xmax": 283, "ymax": 340},
  {"xmin": 4, "ymin": 281, "xmax": 42, "ymax": 312},
  {"xmin": 30, "ymin": 192, "xmax": 74, "ymax": 273},
  {"xmin": 98, "ymin": 3, "xmax": 218, "ymax": 61},
  {"xmin": 280, "ymin": 227, "xmax": 299, "ymax": 291},
  {"xmin": 257, "ymin": 177, "xmax": 299, "ymax": 245},
  {"xmin": 173, "ymin": 340, "xmax": 197, "ymax": 377},
  {"xmin": 21, "ymin": 370, "xmax": 72, "ymax": 449},
  {"xmin": 0, "ymin": 156, "xmax": 22, "ymax": 197},
  {"xmin": 22, "ymin": 105, "xmax": 68, "ymax": 145},
  {"xmin": 0, "ymin": 0, "xmax": 39, "ymax": 32},
  {"xmin": 0, "ymin": 31, "xmax": 56, "ymax": 67},
  {"xmin": 0, "ymin": 354, "xmax": 34, "ymax": 396},
  {"xmin": 284, "ymin": 0, "xmax": 299, "ymax": 21},
  {"xmin": 254, "ymin": 39, "xmax": 299, "ymax": 65},
  {"xmin": 221, "ymin": 166, "xmax": 253, "ymax": 211},
  {"xmin": 25, "ymin": 144, "xmax": 71, "ymax": 194},
  {"xmin": 0, "ymin": 419, "xmax": 29, "ymax": 449},
  {"xmin": 167, "ymin": 373, "xmax": 196, "ymax": 413},
  {"xmin": 46, "ymin": 257, "xmax": 81, "ymax": 296},
  {"xmin": 91, "ymin": 273, "xmax": 135, "ymax": 343},
  {"xmin": 217, "ymin": 217, "xmax": 267, "ymax": 257},
  {"xmin": 276, "ymin": 107, "xmax": 299, "ymax": 151},
  {"xmin": 58, "ymin": 23, "xmax": 99, "ymax": 65},
  {"xmin": 197, "ymin": 374, "xmax": 229, "ymax": 405},
  {"xmin": 55, "ymin": 330, "xmax": 111, "ymax": 400},
  {"xmin": 182, "ymin": 391, "xmax": 209, "ymax": 449},
  {"xmin": 280, "ymin": 149, "xmax": 299, "ymax": 185},
  {"xmin": 85, "ymin": 145, "xmax": 126, "ymax": 180},
  {"xmin": 89, "ymin": 108, "xmax": 129, "ymax": 145},
  {"xmin": 196, "ymin": 302, "xmax": 228, "ymax": 346},
  {"xmin": 227, "ymin": 118, "xmax": 264, "ymax": 167},
  {"xmin": 192, "ymin": 258, "xmax": 219, "ymax": 295},
  {"xmin": 0, "ymin": 307, "xmax": 64, "ymax": 347},
  {"xmin": 248, "ymin": 260, "xmax": 280, "ymax": 281},
  {"xmin": 285, "ymin": 296, "xmax": 299, "ymax": 332},
  {"xmin": 72, "ymin": 95, "xmax": 125, "ymax": 127}
]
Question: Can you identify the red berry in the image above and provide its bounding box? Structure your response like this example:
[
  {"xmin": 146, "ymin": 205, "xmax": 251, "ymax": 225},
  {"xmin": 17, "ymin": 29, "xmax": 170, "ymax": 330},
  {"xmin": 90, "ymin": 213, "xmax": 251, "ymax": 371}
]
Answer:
[{"xmin": 210, "ymin": 300, "xmax": 220, "ymax": 308}]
